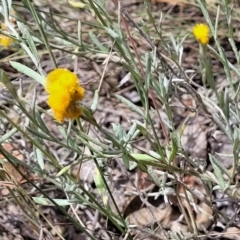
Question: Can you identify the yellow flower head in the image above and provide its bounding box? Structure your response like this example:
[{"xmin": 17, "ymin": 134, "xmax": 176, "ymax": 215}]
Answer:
[
  {"xmin": 0, "ymin": 35, "xmax": 13, "ymax": 47},
  {"xmin": 192, "ymin": 23, "xmax": 210, "ymax": 45},
  {"xmin": 45, "ymin": 68, "xmax": 85, "ymax": 122},
  {"xmin": 0, "ymin": 23, "xmax": 14, "ymax": 47}
]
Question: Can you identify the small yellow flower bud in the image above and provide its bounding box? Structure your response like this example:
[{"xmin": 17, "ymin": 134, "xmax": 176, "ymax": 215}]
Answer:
[
  {"xmin": 192, "ymin": 23, "xmax": 210, "ymax": 45},
  {"xmin": 0, "ymin": 35, "xmax": 13, "ymax": 47}
]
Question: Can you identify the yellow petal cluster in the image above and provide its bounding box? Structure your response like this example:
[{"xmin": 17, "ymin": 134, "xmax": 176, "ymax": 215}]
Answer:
[
  {"xmin": 0, "ymin": 35, "xmax": 13, "ymax": 47},
  {"xmin": 45, "ymin": 68, "xmax": 85, "ymax": 122},
  {"xmin": 192, "ymin": 23, "xmax": 210, "ymax": 45},
  {"xmin": 0, "ymin": 24, "xmax": 13, "ymax": 47}
]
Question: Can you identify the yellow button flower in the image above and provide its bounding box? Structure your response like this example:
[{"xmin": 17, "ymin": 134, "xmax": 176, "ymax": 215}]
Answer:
[
  {"xmin": 45, "ymin": 68, "xmax": 85, "ymax": 122},
  {"xmin": 0, "ymin": 23, "xmax": 13, "ymax": 47},
  {"xmin": 0, "ymin": 35, "xmax": 13, "ymax": 47},
  {"xmin": 192, "ymin": 23, "xmax": 210, "ymax": 45}
]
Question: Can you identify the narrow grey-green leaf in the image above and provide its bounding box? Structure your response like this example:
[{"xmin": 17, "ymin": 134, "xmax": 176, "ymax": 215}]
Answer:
[
  {"xmin": 115, "ymin": 94, "xmax": 144, "ymax": 116},
  {"xmin": 145, "ymin": 53, "xmax": 151, "ymax": 91},
  {"xmin": 56, "ymin": 165, "xmax": 71, "ymax": 177},
  {"xmin": 9, "ymin": 61, "xmax": 45, "ymax": 85},
  {"xmin": 89, "ymin": 31, "xmax": 107, "ymax": 52},
  {"xmin": 210, "ymin": 154, "xmax": 231, "ymax": 179},
  {"xmin": 33, "ymin": 197, "xmax": 77, "ymax": 206},
  {"xmin": 18, "ymin": 22, "xmax": 40, "ymax": 64},
  {"xmin": 0, "ymin": 69, "xmax": 18, "ymax": 98},
  {"xmin": 27, "ymin": 127, "xmax": 53, "ymax": 141},
  {"xmin": 104, "ymin": 27, "xmax": 120, "ymax": 40},
  {"xmin": 0, "ymin": 127, "xmax": 17, "ymax": 144},
  {"xmin": 93, "ymin": 167, "xmax": 106, "ymax": 195},
  {"xmin": 91, "ymin": 90, "xmax": 99, "ymax": 112},
  {"xmin": 35, "ymin": 146, "xmax": 44, "ymax": 170},
  {"xmin": 122, "ymin": 153, "xmax": 130, "ymax": 169},
  {"xmin": 209, "ymin": 154, "xmax": 227, "ymax": 190},
  {"xmin": 169, "ymin": 133, "xmax": 179, "ymax": 163},
  {"xmin": 126, "ymin": 122, "xmax": 138, "ymax": 142}
]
